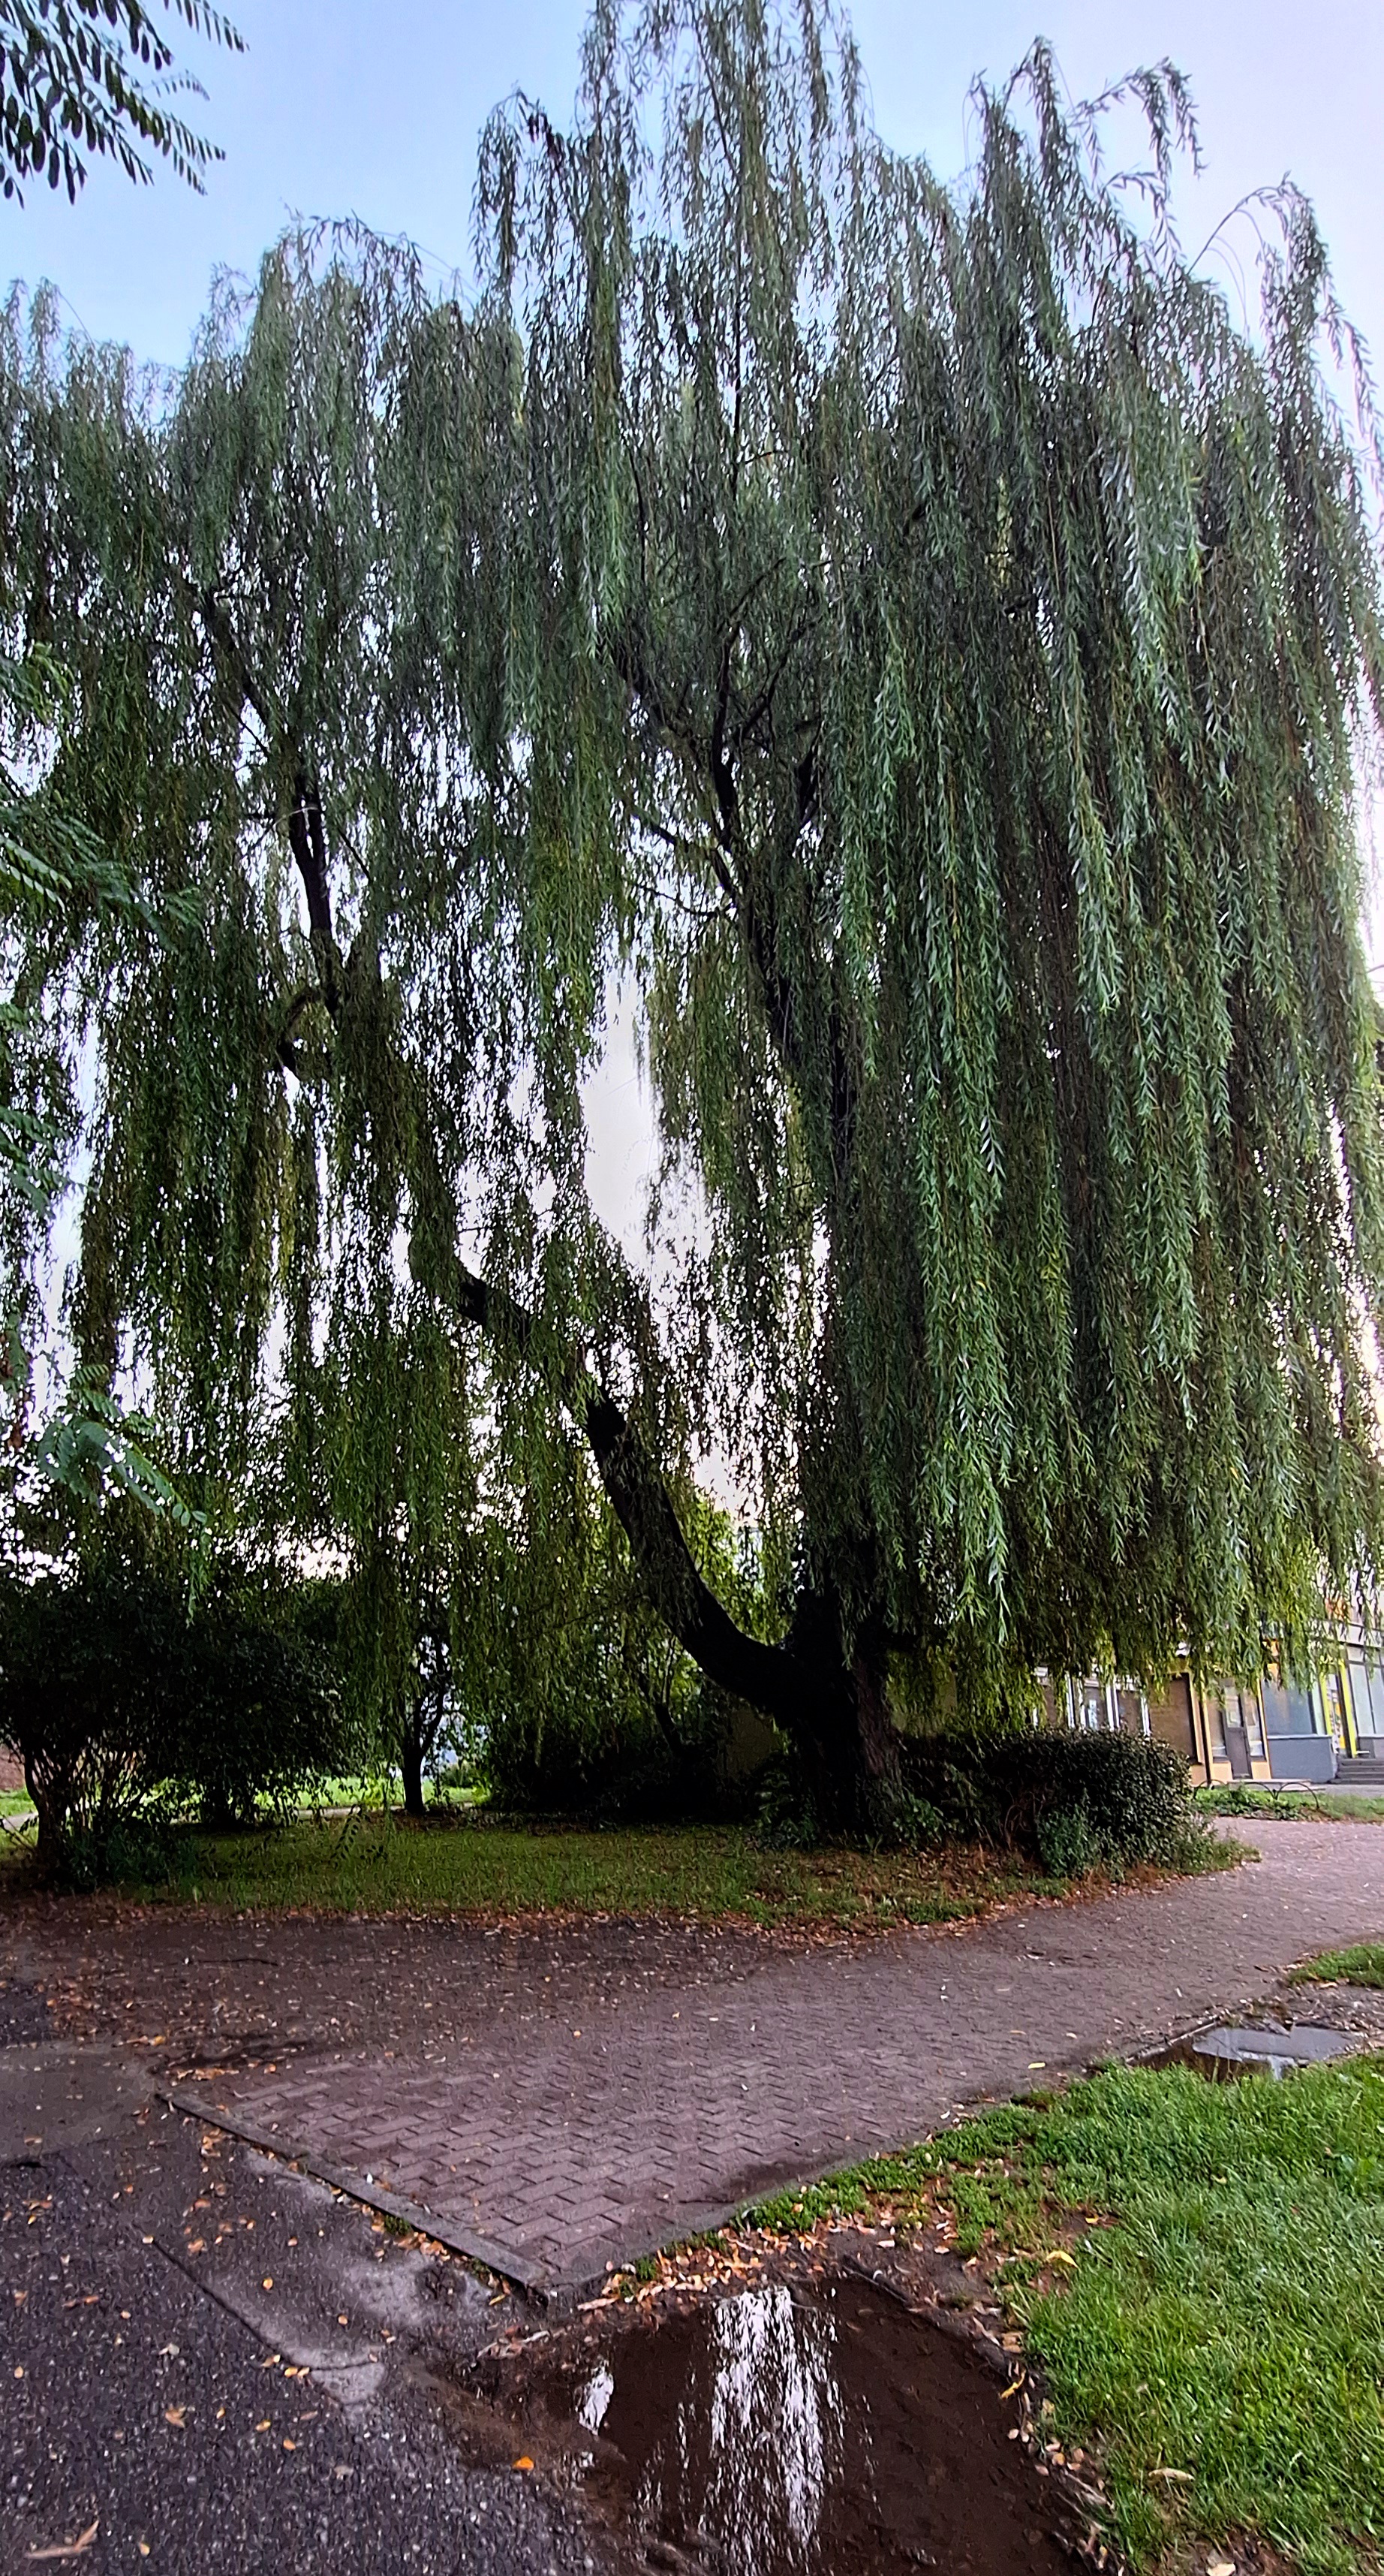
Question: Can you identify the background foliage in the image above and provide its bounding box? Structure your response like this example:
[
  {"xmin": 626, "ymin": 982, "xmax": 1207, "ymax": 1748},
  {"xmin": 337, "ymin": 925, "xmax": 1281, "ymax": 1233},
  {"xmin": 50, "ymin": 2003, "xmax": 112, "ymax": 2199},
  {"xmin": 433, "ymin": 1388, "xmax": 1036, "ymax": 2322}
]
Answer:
[{"xmin": 0, "ymin": 1553, "xmax": 346, "ymax": 1865}]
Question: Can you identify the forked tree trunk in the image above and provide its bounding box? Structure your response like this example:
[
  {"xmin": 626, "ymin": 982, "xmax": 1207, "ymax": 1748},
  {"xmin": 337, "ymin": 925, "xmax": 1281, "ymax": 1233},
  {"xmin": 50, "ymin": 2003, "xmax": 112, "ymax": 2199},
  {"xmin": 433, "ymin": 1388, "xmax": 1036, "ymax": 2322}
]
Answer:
[{"xmin": 23, "ymin": 1749, "xmax": 64, "ymax": 1857}]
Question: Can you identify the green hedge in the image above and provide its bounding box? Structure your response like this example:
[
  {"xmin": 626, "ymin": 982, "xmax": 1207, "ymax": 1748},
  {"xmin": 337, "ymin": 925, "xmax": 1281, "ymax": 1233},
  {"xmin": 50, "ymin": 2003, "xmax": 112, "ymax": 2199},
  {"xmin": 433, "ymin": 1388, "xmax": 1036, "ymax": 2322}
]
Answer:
[{"xmin": 900, "ymin": 1726, "xmax": 1194, "ymax": 1869}]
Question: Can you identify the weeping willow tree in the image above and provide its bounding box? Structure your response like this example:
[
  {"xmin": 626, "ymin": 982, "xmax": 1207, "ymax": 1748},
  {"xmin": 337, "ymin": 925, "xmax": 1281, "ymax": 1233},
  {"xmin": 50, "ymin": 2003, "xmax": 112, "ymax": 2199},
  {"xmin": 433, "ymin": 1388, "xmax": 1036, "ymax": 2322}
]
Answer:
[{"xmin": 2, "ymin": 0, "xmax": 1383, "ymax": 1824}]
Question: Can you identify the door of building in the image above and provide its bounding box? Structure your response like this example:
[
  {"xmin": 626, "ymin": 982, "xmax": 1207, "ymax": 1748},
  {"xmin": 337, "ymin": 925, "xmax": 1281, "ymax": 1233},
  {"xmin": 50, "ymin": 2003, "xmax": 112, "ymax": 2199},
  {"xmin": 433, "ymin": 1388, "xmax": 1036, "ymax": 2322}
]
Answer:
[{"xmin": 1222, "ymin": 1689, "xmax": 1253, "ymax": 1779}]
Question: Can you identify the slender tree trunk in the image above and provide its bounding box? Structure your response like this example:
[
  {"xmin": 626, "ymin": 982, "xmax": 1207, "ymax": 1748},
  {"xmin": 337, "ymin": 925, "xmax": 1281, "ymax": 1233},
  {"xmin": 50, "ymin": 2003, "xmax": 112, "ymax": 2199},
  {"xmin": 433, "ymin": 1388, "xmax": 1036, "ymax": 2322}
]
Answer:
[
  {"xmin": 23, "ymin": 1749, "xmax": 62, "ymax": 1856},
  {"xmin": 400, "ymin": 1731, "xmax": 426, "ymax": 1821}
]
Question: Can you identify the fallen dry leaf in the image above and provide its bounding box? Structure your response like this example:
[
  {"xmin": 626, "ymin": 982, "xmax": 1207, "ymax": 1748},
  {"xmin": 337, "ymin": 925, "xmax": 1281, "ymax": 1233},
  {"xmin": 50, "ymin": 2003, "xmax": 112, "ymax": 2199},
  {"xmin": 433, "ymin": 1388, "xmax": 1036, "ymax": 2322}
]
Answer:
[
  {"xmin": 163, "ymin": 2407, "xmax": 186, "ymax": 2429},
  {"xmin": 26, "ymin": 2522, "xmax": 98, "ymax": 2562}
]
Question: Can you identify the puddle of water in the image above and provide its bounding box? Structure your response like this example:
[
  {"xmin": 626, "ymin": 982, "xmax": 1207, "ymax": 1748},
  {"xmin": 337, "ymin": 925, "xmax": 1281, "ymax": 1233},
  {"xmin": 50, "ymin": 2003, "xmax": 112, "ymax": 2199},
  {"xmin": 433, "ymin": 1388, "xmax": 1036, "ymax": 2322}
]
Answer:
[
  {"xmin": 1149, "ymin": 2022, "xmax": 1358, "ymax": 2082},
  {"xmin": 477, "ymin": 2274, "xmax": 1078, "ymax": 2575}
]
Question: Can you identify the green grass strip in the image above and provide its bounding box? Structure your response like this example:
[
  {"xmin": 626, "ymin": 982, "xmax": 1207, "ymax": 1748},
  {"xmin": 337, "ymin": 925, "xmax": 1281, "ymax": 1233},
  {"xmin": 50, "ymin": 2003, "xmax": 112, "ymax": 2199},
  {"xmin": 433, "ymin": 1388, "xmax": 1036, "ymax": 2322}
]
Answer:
[
  {"xmin": 1292, "ymin": 1943, "xmax": 1384, "ymax": 1988},
  {"xmin": 754, "ymin": 2061, "xmax": 1384, "ymax": 2574},
  {"xmin": 1195, "ymin": 1784, "xmax": 1384, "ymax": 1822},
  {"xmin": 0, "ymin": 1812, "xmax": 1085, "ymax": 1928}
]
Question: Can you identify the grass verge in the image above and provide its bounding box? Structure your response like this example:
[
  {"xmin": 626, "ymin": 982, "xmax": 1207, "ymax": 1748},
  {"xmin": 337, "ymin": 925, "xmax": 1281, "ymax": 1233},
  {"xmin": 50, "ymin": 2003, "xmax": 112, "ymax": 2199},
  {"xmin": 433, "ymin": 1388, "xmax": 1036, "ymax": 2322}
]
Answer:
[
  {"xmin": 749, "ymin": 2061, "xmax": 1384, "ymax": 2574},
  {"xmin": 0, "ymin": 1808, "xmax": 1235, "ymax": 1930},
  {"xmin": 1292, "ymin": 1942, "xmax": 1384, "ymax": 1988},
  {"xmin": 1195, "ymin": 1782, "xmax": 1384, "ymax": 1822}
]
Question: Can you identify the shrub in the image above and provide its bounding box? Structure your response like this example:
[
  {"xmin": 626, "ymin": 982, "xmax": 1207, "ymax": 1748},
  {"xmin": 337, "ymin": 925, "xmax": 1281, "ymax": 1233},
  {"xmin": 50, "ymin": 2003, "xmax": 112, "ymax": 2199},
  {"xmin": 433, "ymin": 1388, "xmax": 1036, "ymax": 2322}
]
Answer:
[
  {"xmin": 753, "ymin": 1723, "xmax": 1193, "ymax": 1863},
  {"xmin": 901, "ymin": 1726, "xmax": 1194, "ymax": 1869},
  {"xmin": 486, "ymin": 1677, "xmax": 739, "ymax": 1823},
  {"xmin": 185, "ymin": 1595, "xmax": 348, "ymax": 1827},
  {"xmin": 0, "ymin": 1566, "xmax": 189, "ymax": 1858},
  {"xmin": 0, "ymin": 1565, "xmax": 348, "ymax": 1867}
]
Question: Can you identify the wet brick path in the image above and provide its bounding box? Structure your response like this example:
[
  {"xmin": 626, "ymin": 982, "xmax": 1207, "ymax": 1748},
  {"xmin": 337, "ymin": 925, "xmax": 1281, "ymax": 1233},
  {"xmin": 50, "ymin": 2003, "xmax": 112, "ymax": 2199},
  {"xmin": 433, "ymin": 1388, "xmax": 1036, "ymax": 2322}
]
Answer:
[{"xmin": 8, "ymin": 1822, "xmax": 1384, "ymax": 2291}]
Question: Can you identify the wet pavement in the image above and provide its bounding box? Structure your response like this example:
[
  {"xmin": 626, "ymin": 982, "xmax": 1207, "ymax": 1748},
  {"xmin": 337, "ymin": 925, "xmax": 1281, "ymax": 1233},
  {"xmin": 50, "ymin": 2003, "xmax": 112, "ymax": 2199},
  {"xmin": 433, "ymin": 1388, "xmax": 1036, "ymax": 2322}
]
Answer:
[
  {"xmin": 9, "ymin": 1823, "xmax": 1384, "ymax": 2568},
  {"xmin": 0, "ymin": 1981, "xmax": 600, "ymax": 2575},
  {"xmin": 8, "ymin": 1818, "xmax": 1375, "ymax": 2291},
  {"xmin": 0, "ymin": 1981, "xmax": 1096, "ymax": 2576}
]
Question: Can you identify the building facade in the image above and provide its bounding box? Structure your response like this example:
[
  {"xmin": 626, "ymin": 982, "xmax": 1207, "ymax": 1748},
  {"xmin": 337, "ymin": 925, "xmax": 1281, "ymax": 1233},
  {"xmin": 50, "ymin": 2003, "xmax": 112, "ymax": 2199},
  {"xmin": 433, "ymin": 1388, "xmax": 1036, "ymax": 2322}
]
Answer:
[{"xmin": 1039, "ymin": 1639, "xmax": 1384, "ymax": 1786}]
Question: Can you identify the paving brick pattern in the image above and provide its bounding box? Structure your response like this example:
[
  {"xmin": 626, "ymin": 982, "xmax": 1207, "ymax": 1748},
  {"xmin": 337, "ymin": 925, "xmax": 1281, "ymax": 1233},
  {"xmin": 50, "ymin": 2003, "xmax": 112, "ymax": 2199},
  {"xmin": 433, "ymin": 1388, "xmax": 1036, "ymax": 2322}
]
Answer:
[{"xmin": 145, "ymin": 1821, "xmax": 1384, "ymax": 2289}]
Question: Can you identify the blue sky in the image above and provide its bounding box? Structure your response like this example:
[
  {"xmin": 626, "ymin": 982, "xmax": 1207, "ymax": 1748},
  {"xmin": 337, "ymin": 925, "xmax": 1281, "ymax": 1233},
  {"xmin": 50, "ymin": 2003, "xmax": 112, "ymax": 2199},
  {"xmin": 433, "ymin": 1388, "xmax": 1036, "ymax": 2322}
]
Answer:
[{"xmin": 2, "ymin": 0, "xmax": 1381, "ymax": 378}]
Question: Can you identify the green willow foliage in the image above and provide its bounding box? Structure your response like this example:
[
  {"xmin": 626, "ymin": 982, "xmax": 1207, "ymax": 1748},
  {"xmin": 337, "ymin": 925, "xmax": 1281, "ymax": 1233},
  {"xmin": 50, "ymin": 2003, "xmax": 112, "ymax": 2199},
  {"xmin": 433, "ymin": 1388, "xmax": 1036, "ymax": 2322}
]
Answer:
[
  {"xmin": 0, "ymin": 646, "xmax": 198, "ymax": 1518},
  {"xmin": 2, "ymin": 0, "xmax": 1382, "ymax": 1808},
  {"xmin": 0, "ymin": 0, "xmax": 242, "ymax": 206}
]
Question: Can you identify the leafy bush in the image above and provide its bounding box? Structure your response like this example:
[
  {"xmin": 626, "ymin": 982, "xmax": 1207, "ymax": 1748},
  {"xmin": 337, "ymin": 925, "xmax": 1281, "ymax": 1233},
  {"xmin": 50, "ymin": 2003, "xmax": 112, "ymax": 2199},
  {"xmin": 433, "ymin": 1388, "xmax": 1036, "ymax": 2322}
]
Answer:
[
  {"xmin": 754, "ymin": 1753, "xmax": 947, "ymax": 1851},
  {"xmin": 0, "ymin": 1565, "xmax": 348, "ymax": 1867},
  {"xmin": 901, "ymin": 1726, "xmax": 1195, "ymax": 1869},
  {"xmin": 54, "ymin": 1812, "xmax": 191, "ymax": 1894},
  {"xmin": 486, "ymin": 1672, "xmax": 741, "ymax": 1823},
  {"xmin": 0, "ymin": 1565, "xmax": 186, "ymax": 1857},
  {"xmin": 754, "ymin": 1723, "xmax": 1194, "ymax": 1863},
  {"xmin": 185, "ymin": 1592, "xmax": 349, "ymax": 1827},
  {"xmin": 468, "ymin": 1493, "xmax": 768, "ymax": 1824}
]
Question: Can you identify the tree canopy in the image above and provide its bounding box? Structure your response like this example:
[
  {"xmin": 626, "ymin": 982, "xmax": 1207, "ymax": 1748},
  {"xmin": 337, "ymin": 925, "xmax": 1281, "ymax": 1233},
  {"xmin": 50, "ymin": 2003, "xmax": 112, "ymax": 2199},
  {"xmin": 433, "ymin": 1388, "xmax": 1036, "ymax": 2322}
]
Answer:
[{"xmin": 3, "ymin": 0, "xmax": 1382, "ymax": 1820}]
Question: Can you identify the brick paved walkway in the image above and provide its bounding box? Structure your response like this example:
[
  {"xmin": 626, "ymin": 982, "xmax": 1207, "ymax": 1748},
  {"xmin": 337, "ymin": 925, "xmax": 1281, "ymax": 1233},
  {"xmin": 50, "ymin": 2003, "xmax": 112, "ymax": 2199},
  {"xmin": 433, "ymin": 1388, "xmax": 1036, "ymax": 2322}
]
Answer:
[{"xmin": 92, "ymin": 1821, "xmax": 1381, "ymax": 2291}]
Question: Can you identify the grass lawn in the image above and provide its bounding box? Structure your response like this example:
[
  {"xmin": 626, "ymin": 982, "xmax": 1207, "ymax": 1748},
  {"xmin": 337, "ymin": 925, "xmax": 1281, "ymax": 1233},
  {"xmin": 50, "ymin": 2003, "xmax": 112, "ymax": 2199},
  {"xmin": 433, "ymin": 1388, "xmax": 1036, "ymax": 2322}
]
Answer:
[
  {"xmin": 0, "ymin": 1807, "xmax": 1233, "ymax": 1929},
  {"xmin": 750, "ymin": 2061, "xmax": 1384, "ymax": 2574},
  {"xmin": 1292, "ymin": 1942, "xmax": 1384, "ymax": 1988},
  {"xmin": 1195, "ymin": 1782, "xmax": 1384, "ymax": 1823}
]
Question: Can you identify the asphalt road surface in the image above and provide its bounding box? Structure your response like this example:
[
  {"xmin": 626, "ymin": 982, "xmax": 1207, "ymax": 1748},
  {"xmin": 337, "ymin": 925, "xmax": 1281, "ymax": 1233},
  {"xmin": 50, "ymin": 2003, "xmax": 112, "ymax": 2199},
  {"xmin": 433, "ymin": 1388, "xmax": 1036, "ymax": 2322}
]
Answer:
[{"xmin": 1, "ymin": 1978, "xmax": 600, "ymax": 2576}]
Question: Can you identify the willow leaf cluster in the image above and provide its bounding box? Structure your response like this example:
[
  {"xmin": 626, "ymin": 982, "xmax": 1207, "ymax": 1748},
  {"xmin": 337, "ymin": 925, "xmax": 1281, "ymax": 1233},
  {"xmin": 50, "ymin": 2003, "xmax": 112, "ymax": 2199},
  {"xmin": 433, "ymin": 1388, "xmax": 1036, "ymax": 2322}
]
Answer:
[{"xmin": 0, "ymin": 0, "xmax": 242, "ymax": 204}]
